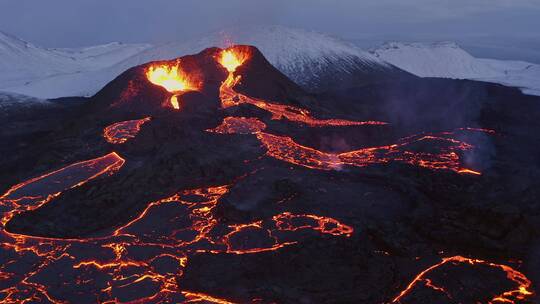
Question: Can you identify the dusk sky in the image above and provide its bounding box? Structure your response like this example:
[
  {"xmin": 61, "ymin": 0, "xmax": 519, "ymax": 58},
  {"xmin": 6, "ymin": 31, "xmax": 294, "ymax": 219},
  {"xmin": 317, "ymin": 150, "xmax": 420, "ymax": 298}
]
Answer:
[{"xmin": 0, "ymin": 0, "xmax": 539, "ymax": 49}]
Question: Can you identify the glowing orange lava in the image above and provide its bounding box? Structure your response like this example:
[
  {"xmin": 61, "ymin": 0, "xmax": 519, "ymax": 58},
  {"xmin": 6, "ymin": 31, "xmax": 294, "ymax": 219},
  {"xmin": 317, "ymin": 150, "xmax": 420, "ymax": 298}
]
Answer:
[
  {"xmin": 206, "ymin": 116, "xmax": 267, "ymax": 134},
  {"xmin": 273, "ymin": 212, "xmax": 354, "ymax": 237},
  {"xmin": 103, "ymin": 117, "xmax": 151, "ymax": 144},
  {"xmin": 206, "ymin": 114, "xmax": 486, "ymax": 174},
  {"xmin": 219, "ymin": 49, "xmax": 249, "ymax": 73},
  {"xmin": 219, "ymin": 73, "xmax": 387, "ymax": 127},
  {"xmin": 217, "ymin": 48, "xmax": 386, "ymax": 127},
  {"xmin": 182, "ymin": 291, "xmax": 237, "ymax": 304},
  {"xmin": 146, "ymin": 63, "xmax": 196, "ymax": 93},
  {"xmin": 146, "ymin": 62, "xmax": 199, "ymax": 110}
]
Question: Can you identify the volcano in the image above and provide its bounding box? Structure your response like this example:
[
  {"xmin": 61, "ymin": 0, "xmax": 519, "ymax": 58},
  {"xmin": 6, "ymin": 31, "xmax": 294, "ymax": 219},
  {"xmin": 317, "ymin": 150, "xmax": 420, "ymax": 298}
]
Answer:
[{"xmin": 0, "ymin": 45, "xmax": 539, "ymax": 303}]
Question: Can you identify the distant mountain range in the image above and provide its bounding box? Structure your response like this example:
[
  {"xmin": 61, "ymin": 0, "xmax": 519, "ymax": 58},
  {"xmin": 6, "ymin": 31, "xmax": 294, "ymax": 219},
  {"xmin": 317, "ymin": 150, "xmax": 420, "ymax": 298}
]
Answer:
[
  {"xmin": 370, "ymin": 41, "xmax": 540, "ymax": 96},
  {"xmin": 0, "ymin": 26, "xmax": 539, "ymax": 98}
]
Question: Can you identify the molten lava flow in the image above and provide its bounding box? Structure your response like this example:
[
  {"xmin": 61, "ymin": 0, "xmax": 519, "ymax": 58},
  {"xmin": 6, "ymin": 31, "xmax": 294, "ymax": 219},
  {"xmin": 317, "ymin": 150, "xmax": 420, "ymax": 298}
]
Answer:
[
  {"xmin": 219, "ymin": 73, "xmax": 387, "ymax": 127},
  {"xmin": 103, "ymin": 117, "xmax": 151, "ymax": 144},
  {"xmin": 146, "ymin": 62, "xmax": 199, "ymax": 109},
  {"xmin": 217, "ymin": 48, "xmax": 386, "ymax": 127},
  {"xmin": 256, "ymin": 131, "xmax": 483, "ymax": 174},
  {"xmin": 206, "ymin": 116, "xmax": 267, "ymax": 134},
  {"xmin": 182, "ymin": 291, "xmax": 238, "ymax": 304},
  {"xmin": 273, "ymin": 212, "xmax": 354, "ymax": 237},
  {"xmin": 207, "ymin": 116, "xmax": 485, "ymax": 174},
  {"xmin": 391, "ymin": 256, "xmax": 533, "ymax": 304}
]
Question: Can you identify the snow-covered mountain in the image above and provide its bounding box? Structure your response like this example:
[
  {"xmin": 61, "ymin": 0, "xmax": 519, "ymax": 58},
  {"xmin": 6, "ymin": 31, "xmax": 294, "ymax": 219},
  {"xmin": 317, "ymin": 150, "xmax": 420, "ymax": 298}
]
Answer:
[
  {"xmin": 115, "ymin": 25, "xmax": 402, "ymax": 91},
  {"xmin": 0, "ymin": 31, "xmax": 151, "ymax": 95},
  {"xmin": 370, "ymin": 42, "xmax": 540, "ymax": 96},
  {"xmin": 0, "ymin": 26, "xmax": 403, "ymax": 98},
  {"xmin": 2, "ymin": 28, "xmax": 539, "ymax": 99}
]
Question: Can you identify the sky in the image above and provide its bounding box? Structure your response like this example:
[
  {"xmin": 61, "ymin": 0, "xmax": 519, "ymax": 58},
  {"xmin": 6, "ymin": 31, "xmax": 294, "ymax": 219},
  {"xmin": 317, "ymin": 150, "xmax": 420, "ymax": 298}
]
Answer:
[{"xmin": 1, "ymin": 0, "xmax": 539, "ymax": 59}]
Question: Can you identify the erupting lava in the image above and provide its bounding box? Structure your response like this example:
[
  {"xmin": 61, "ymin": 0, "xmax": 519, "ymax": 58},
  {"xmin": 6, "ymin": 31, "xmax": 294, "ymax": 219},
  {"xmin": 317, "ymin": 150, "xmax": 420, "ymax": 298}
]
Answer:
[
  {"xmin": 146, "ymin": 62, "xmax": 199, "ymax": 109},
  {"xmin": 219, "ymin": 49, "xmax": 249, "ymax": 73},
  {"xmin": 103, "ymin": 117, "xmax": 151, "ymax": 144},
  {"xmin": 392, "ymin": 256, "xmax": 533, "ymax": 304},
  {"xmin": 146, "ymin": 63, "xmax": 195, "ymax": 93}
]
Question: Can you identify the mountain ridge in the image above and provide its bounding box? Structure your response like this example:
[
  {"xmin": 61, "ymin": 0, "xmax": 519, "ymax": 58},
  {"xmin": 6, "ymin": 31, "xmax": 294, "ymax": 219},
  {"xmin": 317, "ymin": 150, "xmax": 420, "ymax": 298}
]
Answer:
[
  {"xmin": 370, "ymin": 41, "xmax": 540, "ymax": 95},
  {"xmin": 0, "ymin": 26, "xmax": 406, "ymax": 98}
]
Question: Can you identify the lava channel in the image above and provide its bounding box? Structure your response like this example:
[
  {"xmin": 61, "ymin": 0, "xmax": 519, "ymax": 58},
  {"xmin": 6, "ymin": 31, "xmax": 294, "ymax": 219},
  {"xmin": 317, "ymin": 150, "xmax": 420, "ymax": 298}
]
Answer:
[
  {"xmin": 208, "ymin": 116, "xmax": 484, "ymax": 174},
  {"xmin": 257, "ymin": 131, "xmax": 482, "ymax": 174},
  {"xmin": 1, "ymin": 152, "xmax": 125, "ymax": 210},
  {"xmin": 103, "ymin": 117, "xmax": 151, "ymax": 144},
  {"xmin": 218, "ymin": 48, "xmax": 387, "ymax": 127}
]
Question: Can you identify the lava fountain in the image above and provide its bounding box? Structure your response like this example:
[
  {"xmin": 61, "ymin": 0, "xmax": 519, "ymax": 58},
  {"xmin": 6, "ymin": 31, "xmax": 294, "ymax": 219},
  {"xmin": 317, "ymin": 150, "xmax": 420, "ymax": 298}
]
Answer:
[
  {"xmin": 146, "ymin": 62, "xmax": 199, "ymax": 109},
  {"xmin": 219, "ymin": 49, "xmax": 249, "ymax": 73}
]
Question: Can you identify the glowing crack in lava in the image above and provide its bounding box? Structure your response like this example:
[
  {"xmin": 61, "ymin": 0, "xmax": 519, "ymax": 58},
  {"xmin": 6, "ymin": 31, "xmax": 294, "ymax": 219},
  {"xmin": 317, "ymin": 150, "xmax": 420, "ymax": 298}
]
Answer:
[
  {"xmin": 391, "ymin": 256, "xmax": 533, "ymax": 304},
  {"xmin": 0, "ymin": 170, "xmax": 355, "ymax": 303},
  {"xmin": 112, "ymin": 185, "xmax": 352, "ymax": 255},
  {"xmin": 146, "ymin": 63, "xmax": 199, "ymax": 109},
  {"xmin": 103, "ymin": 117, "xmax": 151, "ymax": 144},
  {"xmin": 218, "ymin": 48, "xmax": 387, "ymax": 127}
]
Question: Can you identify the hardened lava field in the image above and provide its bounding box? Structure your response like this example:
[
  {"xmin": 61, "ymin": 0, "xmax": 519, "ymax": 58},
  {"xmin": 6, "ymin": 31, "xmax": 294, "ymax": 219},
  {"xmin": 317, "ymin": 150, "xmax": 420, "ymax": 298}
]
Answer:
[{"xmin": 0, "ymin": 46, "xmax": 538, "ymax": 303}]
